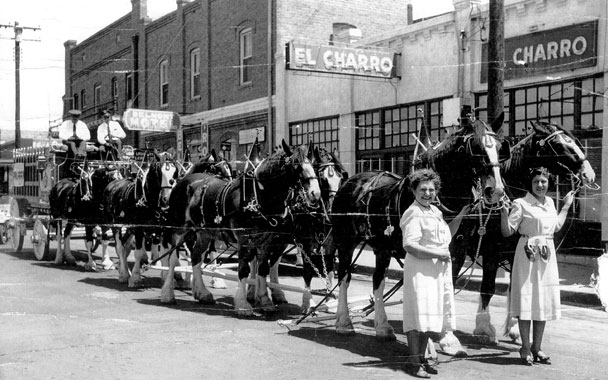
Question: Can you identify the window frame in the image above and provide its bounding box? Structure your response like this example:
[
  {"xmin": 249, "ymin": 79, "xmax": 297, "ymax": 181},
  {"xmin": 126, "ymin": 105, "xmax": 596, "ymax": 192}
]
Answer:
[
  {"xmin": 239, "ymin": 27, "xmax": 253, "ymax": 86},
  {"xmin": 160, "ymin": 60, "xmax": 169, "ymax": 106},
  {"xmin": 190, "ymin": 48, "xmax": 201, "ymax": 100},
  {"xmin": 288, "ymin": 116, "xmax": 340, "ymax": 153}
]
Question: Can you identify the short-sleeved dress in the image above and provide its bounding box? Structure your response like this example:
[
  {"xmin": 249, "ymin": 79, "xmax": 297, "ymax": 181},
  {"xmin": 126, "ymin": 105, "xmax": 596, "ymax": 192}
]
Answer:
[
  {"xmin": 507, "ymin": 192, "xmax": 561, "ymax": 321},
  {"xmin": 400, "ymin": 202, "xmax": 456, "ymax": 333}
]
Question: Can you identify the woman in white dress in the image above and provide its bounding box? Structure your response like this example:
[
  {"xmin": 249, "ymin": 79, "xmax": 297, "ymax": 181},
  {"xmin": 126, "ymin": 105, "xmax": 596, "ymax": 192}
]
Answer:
[
  {"xmin": 500, "ymin": 167, "xmax": 574, "ymax": 365},
  {"xmin": 400, "ymin": 169, "xmax": 469, "ymax": 378}
]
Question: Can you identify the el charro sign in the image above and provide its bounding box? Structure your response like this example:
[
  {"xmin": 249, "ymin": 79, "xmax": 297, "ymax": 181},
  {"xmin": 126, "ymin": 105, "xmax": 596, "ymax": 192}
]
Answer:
[
  {"xmin": 287, "ymin": 41, "xmax": 397, "ymax": 78},
  {"xmin": 481, "ymin": 21, "xmax": 597, "ymax": 82}
]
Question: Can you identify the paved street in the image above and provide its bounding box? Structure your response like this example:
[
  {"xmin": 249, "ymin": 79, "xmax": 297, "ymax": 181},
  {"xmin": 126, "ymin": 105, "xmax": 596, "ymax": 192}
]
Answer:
[{"xmin": 0, "ymin": 238, "xmax": 606, "ymax": 380}]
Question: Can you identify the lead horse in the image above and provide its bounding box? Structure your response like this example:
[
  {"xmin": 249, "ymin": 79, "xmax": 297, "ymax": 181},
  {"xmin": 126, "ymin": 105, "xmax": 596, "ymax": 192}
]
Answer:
[
  {"xmin": 160, "ymin": 140, "xmax": 321, "ymax": 314},
  {"xmin": 451, "ymin": 120, "xmax": 596, "ymax": 344},
  {"xmin": 330, "ymin": 114, "xmax": 508, "ymax": 342}
]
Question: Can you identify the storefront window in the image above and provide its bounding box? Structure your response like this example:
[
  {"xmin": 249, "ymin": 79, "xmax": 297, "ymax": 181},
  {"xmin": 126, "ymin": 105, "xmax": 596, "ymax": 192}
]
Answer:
[{"xmin": 289, "ymin": 116, "xmax": 339, "ymax": 152}]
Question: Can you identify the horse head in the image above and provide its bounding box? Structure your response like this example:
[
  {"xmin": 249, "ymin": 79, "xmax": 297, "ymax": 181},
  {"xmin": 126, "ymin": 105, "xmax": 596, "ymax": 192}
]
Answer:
[
  {"xmin": 313, "ymin": 146, "xmax": 348, "ymax": 210},
  {"xmin": 528, "ymin": 121, "xmax": 596, "ymax": 185},
  {"xmin": 255, "ymin": 139, "xmax": 321, "ymax": 210},
  {"xmin": 424, "ymin": 113, "xmax": 507, "ymax": 209},
  {"xmin": 157, "ymin": 154, "xmax": 179, "ymax": 210}
]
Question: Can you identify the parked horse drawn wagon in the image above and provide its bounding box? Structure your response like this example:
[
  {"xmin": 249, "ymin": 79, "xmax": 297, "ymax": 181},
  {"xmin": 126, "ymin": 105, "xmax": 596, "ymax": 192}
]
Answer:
[{"xmin": 0, "ymin": 138, "xmax": 134, "ymax": 261}]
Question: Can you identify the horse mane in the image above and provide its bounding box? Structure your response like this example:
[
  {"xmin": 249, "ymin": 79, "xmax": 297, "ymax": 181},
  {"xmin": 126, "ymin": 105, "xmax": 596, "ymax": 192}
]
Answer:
[{"xmin": 256, "ymin": 145, "xmax": 306, "ymax": 181}]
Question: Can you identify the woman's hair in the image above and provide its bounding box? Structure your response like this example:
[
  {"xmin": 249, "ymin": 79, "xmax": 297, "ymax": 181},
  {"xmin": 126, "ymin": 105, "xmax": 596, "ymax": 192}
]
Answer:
[
  {"xmin": 407, "ymin": 168, "xmax": 441, "ymax": 193},
  {"xmin": 525, "ymin": 166, "xmax": 555, "ymax": 192}
]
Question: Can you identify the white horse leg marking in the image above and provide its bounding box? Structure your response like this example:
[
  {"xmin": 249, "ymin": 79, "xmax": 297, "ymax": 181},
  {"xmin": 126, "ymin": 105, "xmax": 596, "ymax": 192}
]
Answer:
[
  {"xmin": 473, "ymin": 299, "xmax": 498, "ymax": 345},
  {"xmin": 115, "ymin": 231, "xmax": 130, "ymax": 284},
  {"xmin": 54, "ymin": 225, "xmax": 65, "ymax": 265},
  {"xmin": 209, "ymin": 249, "xmax": 227, "ymax": 289},
  {"xmin": 63, "ymin": 231, "xmax": 76, "ymax": 265},
  {"xmin": 128, "ymin": 246, "xmax": 145, "ymax": 287},
  {"xmin": 269, "ymin": 260, "xmax": 287, "ymax": 305},
  {"xmin": 160, "ymin": 250, "xmax": 178, "ymax": 304},
  {"xmin": 234, "ymin": 278, "xmax": 254, "ymax": 315},
  {"xmin": 255, "ymin": 274, "xmax": 275, "ymax": 311},
  {"xmin": 373, "ymin": 278, "xmax": 396, "ymax": 341},
  {"xmin": 335, "ymin": 278, "xmax": 354, "ymax": 335},
  {"xmin": 191, "ymin": 260, "xmax": 214, "ymax": 304},
  {"xmin": 83, "ymin": 240, "xmax": 97, "ymax": 272}
]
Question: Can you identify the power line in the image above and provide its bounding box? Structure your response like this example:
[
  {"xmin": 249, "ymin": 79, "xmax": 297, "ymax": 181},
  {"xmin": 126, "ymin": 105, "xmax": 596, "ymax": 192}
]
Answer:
[{"xmin": 0, "ymin": 21, "xmax": 41, "ymax": 148}]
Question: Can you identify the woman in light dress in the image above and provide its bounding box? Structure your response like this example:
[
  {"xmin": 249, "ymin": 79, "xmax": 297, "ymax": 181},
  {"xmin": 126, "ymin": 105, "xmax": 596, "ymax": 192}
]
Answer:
[
  {"xmin": 400, "ymin": 168, "xmax": 469, "ymax": 378},
  {"xmin": 501, "ymin": 166, "xmax": 574, "ymax": 365}
]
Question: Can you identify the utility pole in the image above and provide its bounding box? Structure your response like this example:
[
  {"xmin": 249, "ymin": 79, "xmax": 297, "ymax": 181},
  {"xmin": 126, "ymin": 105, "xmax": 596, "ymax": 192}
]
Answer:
[
  {"xmin": 0, "ymin": 21, "xmax": 41, "ymax": 149},
  {"xmin": 487, "ymin": 0, "xmax": 504, "ymax": 126}
]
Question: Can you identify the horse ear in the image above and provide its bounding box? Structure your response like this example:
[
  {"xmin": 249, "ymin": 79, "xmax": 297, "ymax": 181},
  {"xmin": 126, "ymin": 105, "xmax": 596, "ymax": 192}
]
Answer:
[
  {"xmin": 210, "ymin": 149, "xmax": 217, "ymax": 162},
  {"xmin": 490, "ymin": 112, "xmax": 505, "ymax": 133},
  {"xmin": 307, "ymin": 141, "xmax": 314, "ymax": 161},
  {"xmin": 313, "ymin": 146, "xmax": 322, "ymax": 162},
  {"xmin": 282, "ymin": 139, "xmax": 292, "ymax": 156}
]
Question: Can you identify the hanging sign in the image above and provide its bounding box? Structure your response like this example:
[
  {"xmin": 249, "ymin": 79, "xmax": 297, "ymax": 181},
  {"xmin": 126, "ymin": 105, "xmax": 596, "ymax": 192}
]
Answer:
[{"xmin": 122, "ymin": 108, "xmax": 180, "ymax": 132}]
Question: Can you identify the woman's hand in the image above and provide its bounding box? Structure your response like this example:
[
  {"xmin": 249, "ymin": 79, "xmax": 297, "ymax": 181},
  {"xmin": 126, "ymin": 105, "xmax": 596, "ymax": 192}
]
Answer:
[
  {"xmin": 437, "ymin": 248, "xmax": 451, "ymax": 262},
  {"xmin": 562, "ymin": 190, "xmax": 575, "ymax": 211}
]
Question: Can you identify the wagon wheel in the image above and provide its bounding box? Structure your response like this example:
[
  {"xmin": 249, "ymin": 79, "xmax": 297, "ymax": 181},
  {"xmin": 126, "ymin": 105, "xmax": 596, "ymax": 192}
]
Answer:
[
  {"xmin": 32, "ymin": 219, "xmax": 51, "ymax": 261},
  {"xmin": 0, "ymin": 223, "xmax": 7, "ymax": 244},
  {"xmin": 8, "ymin": 198, "xmax": 24, "ymax": 252}
]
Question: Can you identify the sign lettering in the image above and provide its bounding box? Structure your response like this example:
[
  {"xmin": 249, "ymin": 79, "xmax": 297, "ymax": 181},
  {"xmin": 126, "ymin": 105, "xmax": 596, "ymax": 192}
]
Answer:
[
  {"xmin": 288, "ymin": 42, "xmax": 397, "ymax": 78},
  {"xmin": 123, "ymin": 108, "xmax": 180, "ymax": 132},
  {"xmin": 481, "ymin": 21, "xmax": 597, "ymax": 82}
]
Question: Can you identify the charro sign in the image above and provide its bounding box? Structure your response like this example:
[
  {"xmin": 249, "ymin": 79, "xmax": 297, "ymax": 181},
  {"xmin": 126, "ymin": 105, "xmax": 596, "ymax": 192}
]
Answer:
[
  {"xmin": 481, "ymin": 21, "xmax": 597, "ymax": 82},
  {"xmin": 122, "ymin": 108, "xmax": 180, "ymax": 132},
  {"xmin": 287, "ymin": 41, "xmax": 397, "ymax": 78}
]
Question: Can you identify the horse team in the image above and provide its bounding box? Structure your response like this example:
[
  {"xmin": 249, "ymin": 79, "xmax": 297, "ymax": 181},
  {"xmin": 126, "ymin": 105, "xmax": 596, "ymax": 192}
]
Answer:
[{"xmin": 48, "ymin": 115, "xmax": 596, "ymax": 351}]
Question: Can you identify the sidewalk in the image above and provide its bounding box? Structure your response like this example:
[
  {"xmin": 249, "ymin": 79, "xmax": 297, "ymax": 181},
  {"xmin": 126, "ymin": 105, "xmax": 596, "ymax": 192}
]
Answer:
[{"xmin": 349, "ymin": 246, "xmax": 604, "ymax": 309}]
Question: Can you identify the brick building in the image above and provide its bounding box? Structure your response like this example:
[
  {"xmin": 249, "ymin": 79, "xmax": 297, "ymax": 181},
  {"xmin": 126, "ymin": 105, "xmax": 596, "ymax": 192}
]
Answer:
[{"xmin": 64, "ymin": 0, "xmax": 411, "ymax": 169}]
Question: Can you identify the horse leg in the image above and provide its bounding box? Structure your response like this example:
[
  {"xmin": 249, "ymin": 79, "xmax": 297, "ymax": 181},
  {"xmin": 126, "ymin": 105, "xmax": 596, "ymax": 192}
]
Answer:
[
  {"xmin": 268, "ymin": 252, "xmax": 288, "ymax": 305},
  {"xmin": 160, "ymin": 244, "xmax": 180, "ymax": 305},
  {"xmin": 83, "ymin": 226, "xmax": 98, "ymax": 272},
  {"xmin": 128, "ymin": 231, "xmax": 145, "ymax": 287},
  {"xmin": 190, "ymin": 233, "xmax": 215, "ymax": 304},
  {"xmin": 473, "ymin": 259, "xmax": 499, "ymax": 345},
  {"xmin": 100, "ymin": 227, "xmax": 114, "ymax": 270},
  {"xmin": 335, "ymin": 243, "xmax": 356, "ymax": 335},
  {"xmin": 253, "ymin": 249, "xmax": 275, "ymax": 312},
  {"xmin": 54, "ymin": 220, "xmax": 65, "ymax": 265},
  {"xmin": 372, "ymin": 250, "xmax": 396, "ymax": 341},
  {"xmin": 234, "ymin": 243, "xmax": 254, "ymax": 315},
  {"xmin": 62, "ymin": 223, "xmax": 77, "ymax": 265},
  {"xmin": 114, "ymin": 228, "xmax": 130, "ymax": 284}
]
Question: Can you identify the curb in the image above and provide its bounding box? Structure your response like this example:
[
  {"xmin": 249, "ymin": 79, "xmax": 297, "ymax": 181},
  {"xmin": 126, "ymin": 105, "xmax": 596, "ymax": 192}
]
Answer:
[{"xmin": 352, "ymin": 258, "xmax": 603, "ymax": 309}]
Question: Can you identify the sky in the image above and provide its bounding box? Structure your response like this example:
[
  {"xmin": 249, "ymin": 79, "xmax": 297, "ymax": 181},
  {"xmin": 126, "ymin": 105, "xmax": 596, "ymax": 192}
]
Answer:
[{"xmin": 0, "ymin": 0, "xmax": 454, "ymax": 143}]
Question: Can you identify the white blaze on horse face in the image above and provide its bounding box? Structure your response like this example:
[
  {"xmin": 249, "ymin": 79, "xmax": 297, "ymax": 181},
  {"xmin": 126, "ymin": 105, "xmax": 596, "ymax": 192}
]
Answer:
[
  {"xmin": 556, "ymin": 133, "xmax": 596, "ymax": 183},
  {"xmin": 161, "ymin": 163, "xmax": 177, "ymax": 188},
  {"xmin": 301, "ymin": 160, "xmax": 321, "ymax": 203},
  {"xmin": 322, "ymin": 165, "xmax": 342, "ymax": 198},
  {"xmin": 481, "ymin": 134, "xmax": 505, "ymax": 203}
]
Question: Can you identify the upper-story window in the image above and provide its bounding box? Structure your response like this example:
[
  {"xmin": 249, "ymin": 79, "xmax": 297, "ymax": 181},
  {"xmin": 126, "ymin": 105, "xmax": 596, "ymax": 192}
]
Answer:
[
  {"xmin": 111, "ymin": 77, "xmax": 118, "ymax": 99},
  {"xmin": 190, "ymin": 48, "xmax": 201, "ymax": 99},
  {"xmin": 94, "ymin": 84, "xmax": 101, "ymax": 112},
  {"xmin": 80, "ymin": 89, "xmax": 87, "ymax": 109},
  {"xmin": 240, "ymin": 28, "xmax": 253, "ymax": 85},
  {"xmin": 73, "ymin": 94, "xmax": 79, "ymax": 110},
  {"xmin": 160, "ymin": 60, "xmax": 169, "ymax": 106},
  {"xmin": 126, "ymin": 73, "xmax": 134, "ymax": 105}
]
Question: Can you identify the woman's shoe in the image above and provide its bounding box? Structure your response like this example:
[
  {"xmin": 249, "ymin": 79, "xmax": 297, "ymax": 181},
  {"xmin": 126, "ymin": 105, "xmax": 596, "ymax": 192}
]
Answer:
[
  {"xmin": 408, "ymin": 364, "xmax": 431, "ymax": 379},
  {"xmin": 421, "ymin": 358, "xmax": 438, "ymax": 375},
  {"xmin": 519, "ymin": 348, "xmax": 534, "ymax": 366},
  {"xmin": 532, "ymin": 351, "xmax": 551, "ymax": 365}
]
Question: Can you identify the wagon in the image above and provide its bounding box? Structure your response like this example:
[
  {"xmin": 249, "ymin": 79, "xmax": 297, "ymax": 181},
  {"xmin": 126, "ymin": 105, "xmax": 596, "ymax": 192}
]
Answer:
[{"xmin": 0, "ymin": 140, "xmax": 132, "ymax": 260}]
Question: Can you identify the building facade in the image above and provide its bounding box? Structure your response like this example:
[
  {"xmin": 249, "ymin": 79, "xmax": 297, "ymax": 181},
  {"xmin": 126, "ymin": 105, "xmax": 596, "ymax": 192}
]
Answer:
[{"xmin": 64, "ymin": 0, "xmax": 606, "ymax": 250}]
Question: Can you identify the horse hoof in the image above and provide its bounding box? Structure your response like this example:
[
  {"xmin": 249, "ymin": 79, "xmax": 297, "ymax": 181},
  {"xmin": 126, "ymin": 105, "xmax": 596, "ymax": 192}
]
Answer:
[
  {"xmin": 375, "ymin": 332, "xmax": 397, "ymax": 342},
  {"xmin": 272, "ymin": 295, "xmax": 288, "ymax": 305},
  {"xmin": 235, "ymin": 307, "xmax": 254, "ymax": 316},
  {"xmin": 197, "ymin": 294, "xmax": 216, "ymax": 305},
  {"xmin": 160, "ymin": 297, "xmax": 176, "ymax": 305},
  {"xmin": 118, "ymin": 275, "xmax": 130, "ymax": 284},
  {"xmin": 84, "ymin": 263, "xmax": 98, "ymax": 272},
  {"xmin": 256, "ymin": 296, "xmax": 276, "ymax": 312},
  {"xmin": 336, "ymin": 327, "xmax": 356, "ymax": 336},
  {"xmin": 65, "ymin": 256, "xmax": 77, "ymax": 265},
  {"xmin": 128, "ymin": 278, "xmax": 143, "ymax": 288}
]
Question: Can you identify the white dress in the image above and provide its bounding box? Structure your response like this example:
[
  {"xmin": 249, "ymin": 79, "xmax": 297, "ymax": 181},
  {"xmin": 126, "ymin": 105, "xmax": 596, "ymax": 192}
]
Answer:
[
  {"xmin": 400, "ymin": 202, "xmax": 456, "ymax": 333},
  {"xmin": 507, "ymin": 192, "xmax": 561, "ymax": 321}
]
